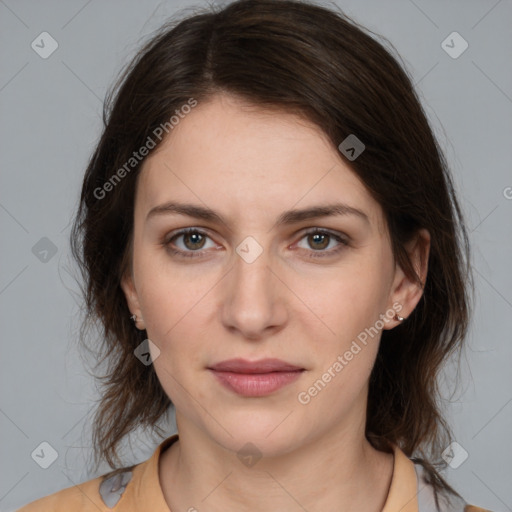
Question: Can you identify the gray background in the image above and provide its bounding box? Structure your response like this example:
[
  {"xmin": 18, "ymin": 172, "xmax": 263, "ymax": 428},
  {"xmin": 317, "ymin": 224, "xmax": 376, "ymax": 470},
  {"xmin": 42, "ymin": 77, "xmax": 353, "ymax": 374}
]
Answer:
[{"xmin": 1, "ymin": 0, "xmax": 511, "ymax": 510}]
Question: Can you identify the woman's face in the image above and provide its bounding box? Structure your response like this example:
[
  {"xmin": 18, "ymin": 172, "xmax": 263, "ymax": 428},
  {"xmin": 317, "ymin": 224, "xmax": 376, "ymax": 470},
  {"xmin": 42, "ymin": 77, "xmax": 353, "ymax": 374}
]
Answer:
[{"xmin": 122, "ymin": 93, "xmax": 427, "ymax": 456}]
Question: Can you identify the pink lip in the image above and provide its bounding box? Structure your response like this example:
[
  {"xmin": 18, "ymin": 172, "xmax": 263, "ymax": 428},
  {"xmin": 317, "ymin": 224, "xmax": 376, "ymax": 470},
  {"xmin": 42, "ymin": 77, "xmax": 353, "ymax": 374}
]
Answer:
[{"xmin": 208, "ymin": 358, "xmax": 305, "ymax": 397}]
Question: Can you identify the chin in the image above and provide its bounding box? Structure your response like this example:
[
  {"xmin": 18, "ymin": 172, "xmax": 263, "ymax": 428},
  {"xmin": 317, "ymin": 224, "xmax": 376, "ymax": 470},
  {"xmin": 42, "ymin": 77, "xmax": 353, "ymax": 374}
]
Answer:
[{"xmin": 204, "ymin": 409, "xmax": 305, "ymax": 459}]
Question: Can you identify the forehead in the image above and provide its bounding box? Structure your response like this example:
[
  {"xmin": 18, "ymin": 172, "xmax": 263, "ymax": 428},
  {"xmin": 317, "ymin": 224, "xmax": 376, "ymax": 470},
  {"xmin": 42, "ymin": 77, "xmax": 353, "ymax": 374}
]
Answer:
[{"xmin": 136, "ymin": 94, "xmax": 386, "ymax": 233}]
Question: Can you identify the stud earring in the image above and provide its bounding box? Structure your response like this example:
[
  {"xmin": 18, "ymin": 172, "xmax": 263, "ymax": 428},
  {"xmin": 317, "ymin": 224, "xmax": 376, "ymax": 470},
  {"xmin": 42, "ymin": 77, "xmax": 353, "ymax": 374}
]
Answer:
[{"xmin": 394, "ymin": 313, "xmax": 405, "ymax": 322}]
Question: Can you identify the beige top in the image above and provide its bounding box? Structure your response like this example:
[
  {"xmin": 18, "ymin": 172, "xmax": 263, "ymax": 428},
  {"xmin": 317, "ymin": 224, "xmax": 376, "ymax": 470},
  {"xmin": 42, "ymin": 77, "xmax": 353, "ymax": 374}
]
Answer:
[{"xmin": 17, "ymin": 434, "xmax": 492, "ymax": 512}]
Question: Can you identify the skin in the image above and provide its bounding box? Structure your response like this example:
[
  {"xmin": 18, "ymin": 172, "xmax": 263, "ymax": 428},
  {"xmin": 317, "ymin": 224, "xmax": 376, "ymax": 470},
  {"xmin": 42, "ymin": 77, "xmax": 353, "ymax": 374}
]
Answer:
[{"xmin": 121, "ymin": 92, "xmax": 430, "ymax": 512}]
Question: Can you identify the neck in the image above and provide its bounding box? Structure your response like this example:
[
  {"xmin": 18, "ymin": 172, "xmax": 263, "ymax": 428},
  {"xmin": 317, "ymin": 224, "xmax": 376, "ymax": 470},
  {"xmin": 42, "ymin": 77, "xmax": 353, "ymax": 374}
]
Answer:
[{"xmin": 159, "ymin": 416, "xmax": 394, "ymax": 512}]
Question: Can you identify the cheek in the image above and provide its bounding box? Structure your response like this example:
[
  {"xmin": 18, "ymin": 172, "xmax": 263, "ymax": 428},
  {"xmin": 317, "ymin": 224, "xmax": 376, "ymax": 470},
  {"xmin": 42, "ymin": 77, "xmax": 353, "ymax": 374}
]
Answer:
[
  {"xmin": 136, "ymin": 267, "xmax": 211, "ymax": 408},
  {"xmin": 295, "ymin": 268, "xmax": 387, "ymax": 417},
  {"xmin": 299, "ymin": 258, "xmax": 392, "ymax": 346},
  {"xmin": 133, "ymin": 240, "xmax": 211, "ymax": 334},
  {"xmin": 134, "ymin": 255, "xmax": 219, "ymax": 386},
  {"xmin": 138, "ymin": 276, "xmax": 208, "ymax": 352}
]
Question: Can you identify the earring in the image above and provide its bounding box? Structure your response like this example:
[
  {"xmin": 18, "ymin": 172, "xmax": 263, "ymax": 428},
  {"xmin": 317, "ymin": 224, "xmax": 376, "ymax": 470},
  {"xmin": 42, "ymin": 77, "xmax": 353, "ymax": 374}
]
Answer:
[
  {"xmin": 394, "ymin": 313, "xmax": 405, "ymax": 322},
  {"xmin": 130, "ymin": 314, "xmax": 137, "ymax": 322}
]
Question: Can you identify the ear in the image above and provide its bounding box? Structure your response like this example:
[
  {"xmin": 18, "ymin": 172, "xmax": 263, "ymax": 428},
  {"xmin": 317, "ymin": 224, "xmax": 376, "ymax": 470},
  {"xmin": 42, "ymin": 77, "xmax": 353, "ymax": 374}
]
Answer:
[
  {"xmin": 120, "ymin": 269, "xmax": 146, "ymax": 331},
  {"xmin": 384, "ymin": 228, "xmax": 430, "ymax": 328}
]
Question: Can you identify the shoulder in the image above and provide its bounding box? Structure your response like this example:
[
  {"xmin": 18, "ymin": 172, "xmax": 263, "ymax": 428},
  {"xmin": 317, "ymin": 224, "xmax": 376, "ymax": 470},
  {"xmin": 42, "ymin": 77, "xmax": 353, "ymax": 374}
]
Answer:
[
  {"xmin": 413, "ymin": 460, "xmax": 494, "ymax": 512},
  {"xmin": 16, "ymin": 467, "xmax": 136, "ymax": 512},
  {"xmin": 16, "ymin": 434, "xmax": 178, "ymax": 512}
]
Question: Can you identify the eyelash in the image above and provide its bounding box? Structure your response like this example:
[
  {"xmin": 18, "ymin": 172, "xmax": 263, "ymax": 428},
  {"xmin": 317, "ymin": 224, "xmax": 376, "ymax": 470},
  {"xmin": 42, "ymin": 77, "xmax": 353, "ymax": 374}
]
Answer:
[{"xmin": 161, "ymin": 227, "xmax": 349, "ymax": 260}]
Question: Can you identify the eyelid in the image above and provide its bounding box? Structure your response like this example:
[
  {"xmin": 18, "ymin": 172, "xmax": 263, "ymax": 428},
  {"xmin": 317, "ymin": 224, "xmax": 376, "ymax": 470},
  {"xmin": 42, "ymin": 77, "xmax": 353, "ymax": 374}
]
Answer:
[{"xmin": 298, "ymin": 227, "xmax": 349, "ymax": 243}]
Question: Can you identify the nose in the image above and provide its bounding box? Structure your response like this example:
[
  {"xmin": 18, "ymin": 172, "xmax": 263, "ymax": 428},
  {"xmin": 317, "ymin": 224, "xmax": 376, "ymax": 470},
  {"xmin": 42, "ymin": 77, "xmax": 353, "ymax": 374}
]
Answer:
[{"xmin": 220, "ymin": 241, "xmax": 288, "ymax": 341}]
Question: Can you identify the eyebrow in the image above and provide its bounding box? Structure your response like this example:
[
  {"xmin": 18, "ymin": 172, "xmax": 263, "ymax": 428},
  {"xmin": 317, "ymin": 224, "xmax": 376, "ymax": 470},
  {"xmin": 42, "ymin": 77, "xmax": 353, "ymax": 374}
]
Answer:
[{"xmin": 146, "ymin": 201, "xmax": 370, "ymax": 227}]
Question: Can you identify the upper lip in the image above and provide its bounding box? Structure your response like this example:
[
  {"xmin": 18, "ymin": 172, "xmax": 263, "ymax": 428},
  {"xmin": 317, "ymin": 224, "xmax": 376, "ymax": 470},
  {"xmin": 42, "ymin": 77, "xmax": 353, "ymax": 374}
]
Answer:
[{"xmin": 208, "ymin": 358, "xmax": 304, "ymax": 374}]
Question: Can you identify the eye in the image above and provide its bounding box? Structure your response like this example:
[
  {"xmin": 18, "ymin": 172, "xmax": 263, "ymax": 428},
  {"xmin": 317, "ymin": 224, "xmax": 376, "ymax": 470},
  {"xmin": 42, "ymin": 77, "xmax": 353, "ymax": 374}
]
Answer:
[
  {"xmin": 295, "ymin": 229, "xmax": 349, "ymax": 258},
  {"xmin": 162, "ymin": 228, "xmax": 216, "ymax": 259}
]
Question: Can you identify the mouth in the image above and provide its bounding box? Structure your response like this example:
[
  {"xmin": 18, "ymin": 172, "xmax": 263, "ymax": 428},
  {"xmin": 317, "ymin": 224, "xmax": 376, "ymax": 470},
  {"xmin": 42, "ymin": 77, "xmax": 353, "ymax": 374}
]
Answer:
[{"xmin": 207, "ymin": 358, "xmax": 305, "ymax": 397}]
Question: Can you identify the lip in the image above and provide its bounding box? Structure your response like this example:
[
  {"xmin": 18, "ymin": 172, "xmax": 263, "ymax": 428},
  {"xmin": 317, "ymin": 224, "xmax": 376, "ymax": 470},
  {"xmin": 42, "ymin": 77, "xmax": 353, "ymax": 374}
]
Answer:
[
  {"xmin": 209, "ymin": 358, "xmax": 303, "ymax": 373},
  {"xmin": 208, "ymin": 358, "xmax": 305, "ymax": 397}
]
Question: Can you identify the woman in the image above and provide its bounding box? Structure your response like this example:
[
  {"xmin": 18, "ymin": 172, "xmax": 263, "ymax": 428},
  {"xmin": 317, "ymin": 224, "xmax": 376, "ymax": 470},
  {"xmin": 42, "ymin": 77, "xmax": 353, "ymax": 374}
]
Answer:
[{"xmin": 17, "ymin": 0, "xmax": 492, "ymax": 510}]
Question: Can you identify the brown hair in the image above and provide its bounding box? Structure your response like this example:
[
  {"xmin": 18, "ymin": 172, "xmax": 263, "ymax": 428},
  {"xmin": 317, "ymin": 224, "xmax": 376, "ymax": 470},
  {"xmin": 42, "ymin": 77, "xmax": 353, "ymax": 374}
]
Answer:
[{"xmin": 70, "ymin": 0, "xmax": 472, "ymax": 498}]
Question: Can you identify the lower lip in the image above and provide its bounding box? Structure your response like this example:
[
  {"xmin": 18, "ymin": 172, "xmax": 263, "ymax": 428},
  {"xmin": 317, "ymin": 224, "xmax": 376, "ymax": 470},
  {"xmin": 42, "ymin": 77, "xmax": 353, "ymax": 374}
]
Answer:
[{"xmin": 209, "ymin": 370, "xmax": 303, "ymax": 397}]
